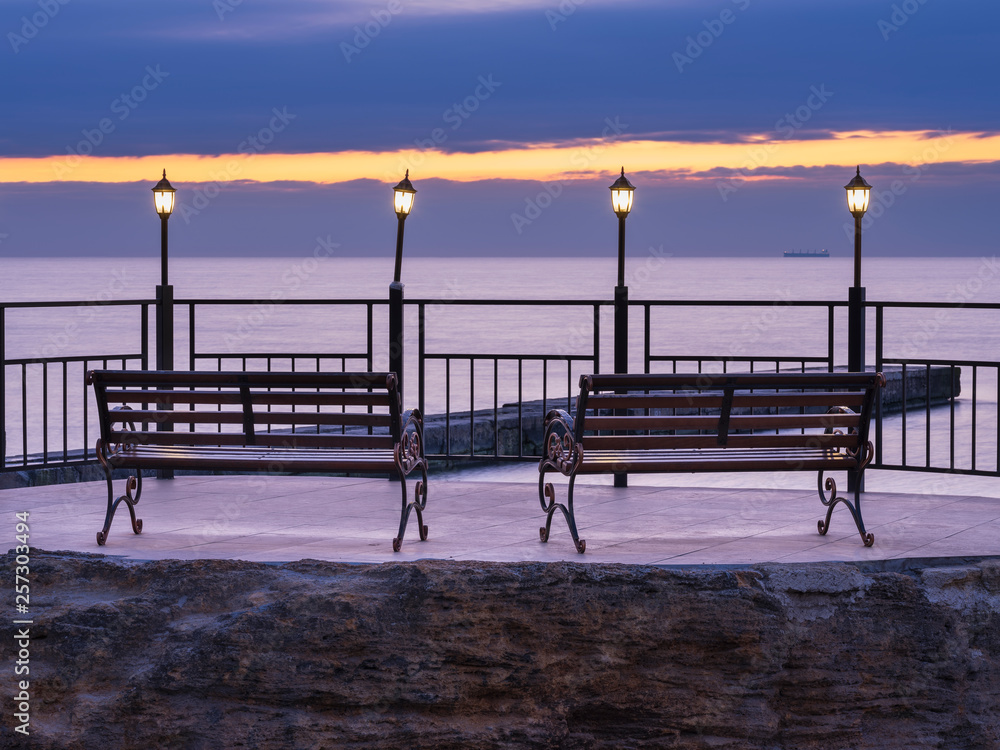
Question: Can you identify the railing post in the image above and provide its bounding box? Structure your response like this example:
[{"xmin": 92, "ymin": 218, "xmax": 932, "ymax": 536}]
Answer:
[
  {"xmin": 155, "ymin": 284, "xmax": 174, "ymax": 479},
  {"xmin": 614, "ymin": 284, "xmax": 628, "ymax": 487},
  {"xmin": 389, "ymin": 281, "xmax": 404, "ymax": 401},
  {"xmin": 848, "ymin": 286, "xmax": 866, "ymax": 373}
]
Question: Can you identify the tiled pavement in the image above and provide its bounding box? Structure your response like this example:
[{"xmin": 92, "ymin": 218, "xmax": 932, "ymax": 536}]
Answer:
[{"xmin": 4, "ymin": 472, "xmax": 998, "ymax": 565}]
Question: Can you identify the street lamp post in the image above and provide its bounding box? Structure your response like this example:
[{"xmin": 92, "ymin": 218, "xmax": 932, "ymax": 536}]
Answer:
[
  {"xmin": 389, "ymin": 171, "xmax": 416, "ymax": 400},
  {"xmin": 152, "ymin": 170, "xmax": 176, "ymax": 479},
  {"xmin": 152, "ymin": 169, "xmax": 176, "ymax": 372},
  {"xmin": 845, "ymin": 165, "xmax": 871, "ymax": 494},
  {"xmin": 844, "ymin": 165, "xmax": 871, "ymax": 374},
  {"xmin": 609, "ymin": 167, "xmax": 635, "ymax": 488}
]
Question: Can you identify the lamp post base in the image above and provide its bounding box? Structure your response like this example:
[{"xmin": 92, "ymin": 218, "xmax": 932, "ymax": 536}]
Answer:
[
  {"xmin": 155, "ymin": 284, "xmax": 174, "ymax": 480},
  {"xmin": 614, "ymin": 284, "xmax": 628, "ymax": 488}
]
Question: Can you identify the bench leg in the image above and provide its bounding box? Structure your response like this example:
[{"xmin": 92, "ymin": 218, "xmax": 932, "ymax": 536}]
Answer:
[
  {"xmin": 538, "ymin": 472, "xmax": 586, "ymax": 553},
  {"xmin": 392, "ymin": 463, "xmax": 428, "ymax": 552},
  {"xmin": 96, "ymin": 459, "xmax": 143, "ymax": 546},
  {"xmin": 817, "ymin": 470, "xmax": 874, "ymax": 547}
]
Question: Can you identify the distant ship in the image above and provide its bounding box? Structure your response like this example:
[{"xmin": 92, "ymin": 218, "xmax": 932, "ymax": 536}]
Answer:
[{"xmin": 783, "ymin": 249, "xmax": 829, "ymax": 258}]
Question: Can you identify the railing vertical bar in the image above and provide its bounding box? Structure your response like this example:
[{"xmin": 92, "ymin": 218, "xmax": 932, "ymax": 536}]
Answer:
[
  {"xmin": 517, "ymin": 359, "xmax": 523, "ymax": 459},
  {"xmin": 445, "ymin": 358, "xmax": 451, "ymax": 457},
  {"xmin": 971, "ymin": 366, "xmax": 978, "ymax": 472},
  {"xmin": 187, "ymin": 303, "xmax": 195, "ymax": 371},
  {"xmin": 593, "ymin": 304, "xmax": 600, "ymax": 375},
  {"xmin": 644, "ymin": 304, "xmax": 651, "ymax": 374},
  {"xmin": 367, "ymin": 302, "xmax": 374, "ymax": 372},
  {"xmin": 83, "ymin": 360, "xmax": 89, "ymax": 461},
  {"xmin": 566, "ymin": 357, "xmax": 572, "ymax": 411},
  {"xmin": 875, "ymin": 306, "xmax": 883, "ymax": 466},
  {"xmin": 141, "ymin": 304, "xmax": 149, "ymax": 370},
  {"xmin": 925, "ymin": 363, "xmax": 931, "ymax": 468},
  {"xmin": 901, "ymin": 363, "xmax": 907, "ymax": 467},
  {"xmin": 996, "ymin": 365, "xmax": 999, "ymax": 472},
  {"xmin": 42, "ymin": 363, "xmax": 48, "ymax": 464},
  {"xmin": 494, "ymin": 358, "xmax": 499, "ymax": 459},
  {"xmin": 418, "ymin": 303, "xmax": 425, "ymax": 418},
  {"xmin": 21, "ymin": 364, "xmax": 28, "ymax": 466},
  {"xmin": 469, "ymin": 358, "xmax": 475, "ymax": 457},
  {"xmin": 950, "ymin": 364, "xmax": 956, "ymax": 471},
  {"xmin": 827, "ymin": 304, "xmax": 835, "ymax": 371},
  {"xmin": 62, "ymin": 361, "xmax": 68, "ymax": 462},
  {"xmin": 542, "ymin": 359, "xmax": 548, "ymax": 421}
]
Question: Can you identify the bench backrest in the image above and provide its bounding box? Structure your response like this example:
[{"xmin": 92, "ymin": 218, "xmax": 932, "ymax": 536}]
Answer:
[
  {"xmin": 575, "ymin": 372, "xmax": 884, "ymax": 452},
  {"xmin": 87, "ymin": 370, "xmax": 402, "ymax": 450}
]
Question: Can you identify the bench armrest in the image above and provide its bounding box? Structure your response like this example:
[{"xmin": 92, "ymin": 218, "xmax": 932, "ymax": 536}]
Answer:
[
  {"xmin": 540, "ymin": 409, "xmax": 582, "ymax": 476},
  {"xmin": 396, "ymin": 408, "xmax": 426, "ymax": 474}
]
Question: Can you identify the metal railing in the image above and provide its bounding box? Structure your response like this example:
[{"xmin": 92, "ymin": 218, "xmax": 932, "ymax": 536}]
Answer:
[
  {"xmin": 1, "ymin": 299, "xmax": 151, "ymax": 469},
  {"xmin": 2, "ymin": 294, "xmax": 997, "ymax": 479}
]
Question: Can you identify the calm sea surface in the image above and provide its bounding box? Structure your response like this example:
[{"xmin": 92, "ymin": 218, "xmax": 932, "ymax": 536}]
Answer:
[{"xmin": 2, "ymin": 255, "xmax": 998, "ymax": 496}]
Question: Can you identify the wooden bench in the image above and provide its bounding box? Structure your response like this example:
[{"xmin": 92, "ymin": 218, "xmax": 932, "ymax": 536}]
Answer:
[
  {"xmin": 538, "ymin": 372, "xmax": 885, "ymax": 552},
  {"xmin": 87, "ymin": 370, "xmax": 428, "ymax": 551}
]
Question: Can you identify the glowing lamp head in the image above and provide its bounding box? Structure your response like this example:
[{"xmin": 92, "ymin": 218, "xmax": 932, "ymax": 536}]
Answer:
[
  {"xmin": 152, "ymin": 170, "xmax": 176, "ymax": 218},
  {"xmin": 609, "ymin": 167, "xmax": 635, "ymax": 218},
  {"xmin": 844, "ymin": 165, "xmax": 872, "ymax": 218},
  {"xmin": 392, "ymin": 170, "xmax": 417, "ymax": 217}
]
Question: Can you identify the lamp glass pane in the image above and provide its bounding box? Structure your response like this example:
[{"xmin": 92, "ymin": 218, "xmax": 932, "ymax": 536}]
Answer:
[
  {"xmin": 154, "ymin": 190, "xmax": 175, "ymax": 216},
  {"xmin": 611, "ymin": 189, "xmax": 633, "ymax": 214},
  {"xmin": 394, "ymin": 190, "xmax": 414, "ymax": 215},
  {"xmin": 847, "ymin": 187, "xmax": 870, "ymax": 214}
]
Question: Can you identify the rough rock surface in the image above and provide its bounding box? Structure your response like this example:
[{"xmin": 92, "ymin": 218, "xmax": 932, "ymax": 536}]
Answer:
[{"xmin": 3, "ymin": 551, "xmax": 999, "ymax": 749}]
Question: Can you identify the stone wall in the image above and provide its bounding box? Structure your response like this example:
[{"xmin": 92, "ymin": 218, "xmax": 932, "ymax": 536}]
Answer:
[{"xmin": 3, "ymin": 552, "xmax": 998, "ymax": 749}]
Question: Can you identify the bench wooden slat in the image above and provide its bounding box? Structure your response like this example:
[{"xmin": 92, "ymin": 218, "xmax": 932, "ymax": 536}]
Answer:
[
  {"xmin": 110, "ymin": 430, "xmax": 251, "ymax": 446},
  {"xmin": 586, "ymin": 372, "xmax": 882, "ymax": 391},
  {"xmin": 254, "ymin": 433, "xmax": 395, "ymax": 449},
  {"xmin": 110, "ymin": 410, "xmax": 245, "ymax": 425},
  {"xmin": 576, "ymin": 449, "xmax": 858, "ymax": 473},
  {"xmin": 583, "ymin": 433, "xmax": 859, "ymax": 451},
  {"xmin": 107, "ymin": 446, "xmax": 399, "ymax": 472},
  {"xmin": 587, "ymin": 394, "xmax": 725, "ymax": 409},
  {"xmin": 586, "ymin": 392, "xmax": 867, "ymax": 410},
  {"xmin": 585, "ymin": 413, "xmax": 861, "ymax": 432},
  {"xmin": 93, "ymin": 370, "xmax": 395, "ymax": 389},
  {"xmin": 103, "ymin": 389, "xmax": 393, "ymax": 408},
  {"xmin": 251, "ymin": 412, "xmax": 392, "ymax": 427}
]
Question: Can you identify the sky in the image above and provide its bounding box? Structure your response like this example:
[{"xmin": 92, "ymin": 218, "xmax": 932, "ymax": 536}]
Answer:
[{"xmin": 1, "ymin": 0, "xmax": 998, "ymax": 259}]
